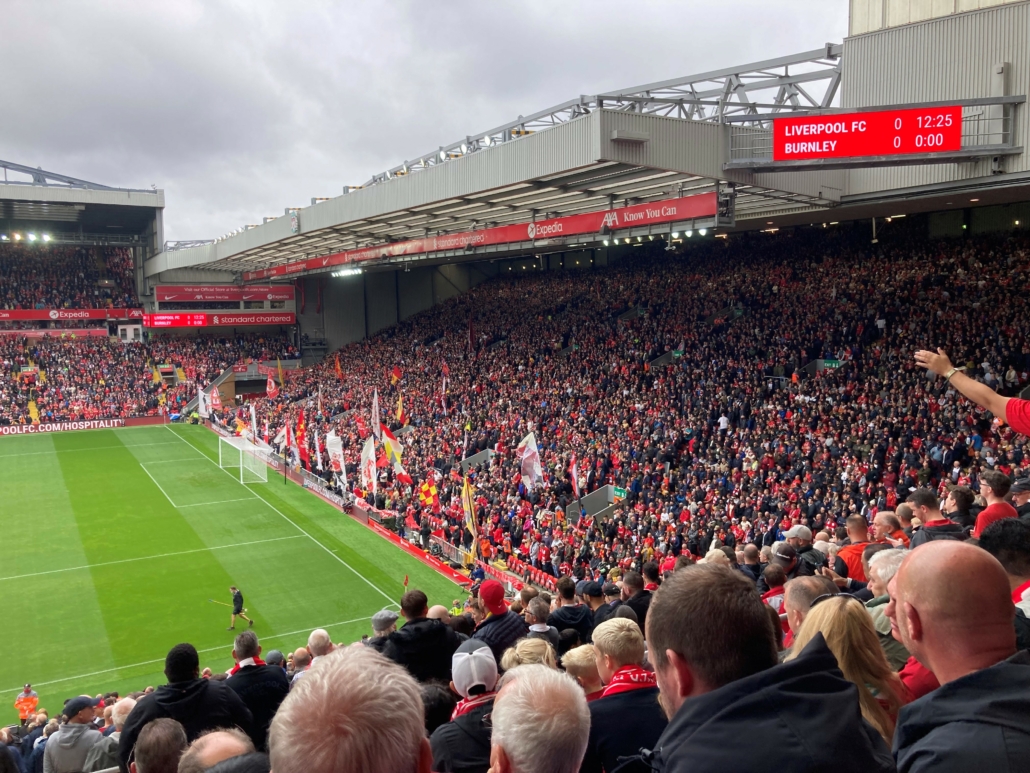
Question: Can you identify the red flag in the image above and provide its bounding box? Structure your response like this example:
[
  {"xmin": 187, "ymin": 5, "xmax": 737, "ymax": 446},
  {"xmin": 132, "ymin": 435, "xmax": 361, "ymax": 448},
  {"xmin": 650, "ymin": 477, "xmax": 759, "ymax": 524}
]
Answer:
[
  {"xmin": 209, "ymin": 389, "xmax": 222, "ymax": 411},
  {"xmin": 403, "ymin": 574, "xmax": 409, "ymax": 588},
  {"xmin": 266, "ymin": 375, "xmax": 279, "ymax": 399},
  {"xmin": 296, "ymin": 413, "xmax": 310, "ymax": 469},
  {"xmin": 334, "ymin": 353, "xmax": 344, "ymax": 381},
  {"xmin": 391, "ymin": 366, "xmax": 402, "ymax": 385}
]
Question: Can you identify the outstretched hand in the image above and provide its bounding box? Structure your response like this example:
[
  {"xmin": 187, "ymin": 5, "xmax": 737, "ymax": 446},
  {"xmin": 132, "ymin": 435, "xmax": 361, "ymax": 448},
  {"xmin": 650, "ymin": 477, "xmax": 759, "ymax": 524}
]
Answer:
[{"xmin": 914, "ymin": 347, "xmax": 954, "ymax": 377}]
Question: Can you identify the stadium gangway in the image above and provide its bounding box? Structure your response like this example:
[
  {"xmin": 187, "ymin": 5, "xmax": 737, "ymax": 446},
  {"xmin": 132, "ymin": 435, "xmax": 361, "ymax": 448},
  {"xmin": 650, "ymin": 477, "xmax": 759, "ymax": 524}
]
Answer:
[
  {"xmin": 704, "ymin": 304, "xmax": 746, "ymax": 326},
  {"xmin": 460, "ymin": 448, "xmax": 495, "ymax": 473},
  {"xmin": 648, "ymin": 351, "xmax": 676, "ymax": 369},
  {"xmin": 617, "ymin": 306, "xmax": 646, "ymax": 321}
]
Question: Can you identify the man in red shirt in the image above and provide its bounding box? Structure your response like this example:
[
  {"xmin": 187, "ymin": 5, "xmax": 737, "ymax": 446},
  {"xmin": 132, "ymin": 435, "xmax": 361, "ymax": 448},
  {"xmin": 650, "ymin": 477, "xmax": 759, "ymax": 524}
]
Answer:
[{"xmin": 972, "ymin": 470, "xmax": 1019, "ymax": 539}]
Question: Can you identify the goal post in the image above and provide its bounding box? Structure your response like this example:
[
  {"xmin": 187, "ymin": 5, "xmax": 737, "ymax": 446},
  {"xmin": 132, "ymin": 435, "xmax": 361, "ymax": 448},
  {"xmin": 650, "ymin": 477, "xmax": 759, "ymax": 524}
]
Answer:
[{"xmin": 219, "ymin": 435, "xmax": 269, "ymax": 484}]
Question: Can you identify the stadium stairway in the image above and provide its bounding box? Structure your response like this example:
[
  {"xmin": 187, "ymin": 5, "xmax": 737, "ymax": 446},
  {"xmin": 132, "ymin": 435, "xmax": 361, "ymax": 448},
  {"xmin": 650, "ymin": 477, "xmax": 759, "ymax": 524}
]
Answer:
[
  {"xmin": 176, "ymin": 367, "xmax": 186, "ymax": 383},
  {"xmin": 28, "ymin": 400, "xmax": 39, "ymax": 424}
]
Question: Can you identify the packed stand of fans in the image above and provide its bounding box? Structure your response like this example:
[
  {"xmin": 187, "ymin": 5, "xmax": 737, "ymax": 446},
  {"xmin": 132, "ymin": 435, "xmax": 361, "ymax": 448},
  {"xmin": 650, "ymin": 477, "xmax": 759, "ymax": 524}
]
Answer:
[
  {"xmin": 0, "ymin": 245, "xmax": 138, "ymax": 310},
  {"xmin": 150, "ymin": 333, "xmax": 299, "ymax": 413},
  {"xmin": 250, "ymin": 228, "xmax": 1030, "ymax": 584}
]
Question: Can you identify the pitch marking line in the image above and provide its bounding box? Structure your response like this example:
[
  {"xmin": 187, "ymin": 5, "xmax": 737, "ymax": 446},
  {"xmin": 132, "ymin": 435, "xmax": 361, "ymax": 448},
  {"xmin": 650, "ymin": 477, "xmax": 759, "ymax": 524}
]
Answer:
[
  {"xmin": 139, "ymin": 463, "xmax": 179, "ymax": 507},
  {"xmin": 177, "ymin": 497, "xmax": 260, "ymax": 508},
  {"xmin": 166, "ymin": 425, "xmax": 400, "ymax": 606},
  {"xmin": 0, "ymin": 441, "xmax": 184, "ymax": 458},
  {"xmin": 0, "ymin": 614, "xmax": 373, "ymax": 693},
  {"xmin": 0, "ymin": 535, "xmax": 305, "ymax": 583}
]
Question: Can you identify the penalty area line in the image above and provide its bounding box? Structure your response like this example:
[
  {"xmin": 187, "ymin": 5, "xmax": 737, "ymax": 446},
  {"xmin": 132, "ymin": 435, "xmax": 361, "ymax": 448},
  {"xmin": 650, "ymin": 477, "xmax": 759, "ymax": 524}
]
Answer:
[{"xmin": 165, "ymin": 425, "xmax": 400, "ymax": 607}]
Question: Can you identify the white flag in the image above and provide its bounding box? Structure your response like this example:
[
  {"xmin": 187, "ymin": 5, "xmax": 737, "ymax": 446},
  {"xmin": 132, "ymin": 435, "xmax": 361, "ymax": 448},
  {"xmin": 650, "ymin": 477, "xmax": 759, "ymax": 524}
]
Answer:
[
  {"xmin": 517, "ymin": 432, "xmax": 542, "ymax": 489},
  {"xmin": 314, "ymin": 429, "xmax": 324, "ymax": 471},
  {"xmin": 360, "ymin": 436, "xmax": 377, "ymax": 494},
  {"xmin": 326, "ymin": 430, "xmax": 344, "ymax": 474},
  {"xmin": 249, "ymin": 403, "xmax": 257, "ymax": 442},
  {"xmin": 198, "ymin": 386, "xmax": 209, "ymax": 419},
  {"xmin": 371, "ymin": 389, "xmax": 382, "ymax": 441},
  {"xmin": 273, "ymin": 424, "xmax": 287, "ymax": 448}
]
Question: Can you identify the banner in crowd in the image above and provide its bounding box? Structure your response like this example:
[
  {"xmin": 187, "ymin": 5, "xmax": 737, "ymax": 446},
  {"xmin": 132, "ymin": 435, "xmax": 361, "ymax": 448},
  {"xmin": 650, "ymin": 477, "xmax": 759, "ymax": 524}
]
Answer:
[
  {"xmin": 0, "ymin": 309, "xmax": 144, "ymax": 322},
  {"xmin": 243, "ymin": 191, "xmax": 719, "ymax": 280},
  {"xmin": 142, "ymin": 312, "xmax": 297, "ymax": 328},
  {"xmin": 0, "ymin": 417, "xmax": 167, "ymax": 436},
  {"xmin": 155, "ymin": 285, "xmax": 295, "ymax": 302},
  {"xmin": 517, "ymin": 431, "xmax": 542, "ymax": 488}
]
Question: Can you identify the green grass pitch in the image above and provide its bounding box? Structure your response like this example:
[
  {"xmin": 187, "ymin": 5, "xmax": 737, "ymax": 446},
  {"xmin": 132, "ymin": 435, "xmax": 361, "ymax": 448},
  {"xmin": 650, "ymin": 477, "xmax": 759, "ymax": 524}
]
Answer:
[{"xmin": 0, "ymin": 423, "xmax": 461, "ymax": 720}]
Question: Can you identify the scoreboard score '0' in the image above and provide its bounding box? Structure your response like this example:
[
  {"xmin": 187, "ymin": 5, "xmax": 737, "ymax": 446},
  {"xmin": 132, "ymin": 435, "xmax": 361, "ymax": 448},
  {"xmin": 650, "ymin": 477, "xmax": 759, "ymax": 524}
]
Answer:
[{"xmin": 772, "ymin": 106, "xmax": 963, "ymax": 162}]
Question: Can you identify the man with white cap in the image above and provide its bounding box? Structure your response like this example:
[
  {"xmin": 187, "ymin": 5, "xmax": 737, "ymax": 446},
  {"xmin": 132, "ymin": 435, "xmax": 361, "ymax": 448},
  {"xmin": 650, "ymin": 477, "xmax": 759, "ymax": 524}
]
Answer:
[
  {"xmin": 430, "ymin": 639, "xmax": 498, "ymax": 773},
  {"xmin": 784, "ymin": 525, "xmax": 826, "ymax": 573}
]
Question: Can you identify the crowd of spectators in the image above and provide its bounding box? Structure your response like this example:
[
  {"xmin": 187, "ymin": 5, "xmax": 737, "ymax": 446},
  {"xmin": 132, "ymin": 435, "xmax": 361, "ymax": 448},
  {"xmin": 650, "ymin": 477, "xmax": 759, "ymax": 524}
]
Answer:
[
  {"xmin": 0, "ymin": 245, "xmax": 138, "ymax": 310},
  {"xmin": 253, "ymin": 227, "xmax": 1030, "ymax": 585}
]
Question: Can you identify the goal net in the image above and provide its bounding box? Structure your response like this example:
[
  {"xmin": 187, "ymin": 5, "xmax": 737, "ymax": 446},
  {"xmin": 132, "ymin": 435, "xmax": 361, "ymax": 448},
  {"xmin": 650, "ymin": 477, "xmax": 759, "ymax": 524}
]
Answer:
[{"xmin": 219, "ymin": 435, "xmax": 270, "ymax": 484}]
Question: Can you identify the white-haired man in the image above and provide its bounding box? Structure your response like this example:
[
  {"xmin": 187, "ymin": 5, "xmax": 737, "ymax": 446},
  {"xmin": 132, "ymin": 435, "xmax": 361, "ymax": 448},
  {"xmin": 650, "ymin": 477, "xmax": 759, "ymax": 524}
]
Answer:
[
  {"xmin": 489, "ymin": 664, "xmax": 590, "ymax": 773},
  {"xmin": 269, "ymin": 647, "xmax": 432, "ymax": 773}
]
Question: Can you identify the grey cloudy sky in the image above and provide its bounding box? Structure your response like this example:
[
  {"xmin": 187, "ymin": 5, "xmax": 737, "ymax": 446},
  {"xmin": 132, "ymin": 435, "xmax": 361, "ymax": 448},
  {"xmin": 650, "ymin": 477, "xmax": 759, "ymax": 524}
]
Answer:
[{"xmin": 2, "ymin": 0, "xmax": 848, "ymax": 241}]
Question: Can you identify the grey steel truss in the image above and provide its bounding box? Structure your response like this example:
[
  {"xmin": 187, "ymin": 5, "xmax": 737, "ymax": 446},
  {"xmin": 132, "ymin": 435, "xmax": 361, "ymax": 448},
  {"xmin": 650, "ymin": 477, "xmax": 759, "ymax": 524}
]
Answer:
[
  {"xmin": 357, "ymin": 45, "xmax": 842, "ymax": 188},
  {"xmin": 165, "ymin": 239, "xmax": 217, "ymax": 252},
  {"xmin": 0, "ymin": 159, "xmax": 152, "ymax": 193}
]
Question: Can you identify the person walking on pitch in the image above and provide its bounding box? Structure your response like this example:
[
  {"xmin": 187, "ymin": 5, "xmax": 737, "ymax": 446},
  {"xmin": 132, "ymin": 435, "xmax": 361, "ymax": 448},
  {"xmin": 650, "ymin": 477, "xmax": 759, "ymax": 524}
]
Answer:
[{"xmin": 228, "ymin": 585, "xmax": 254, "ymax": 630}]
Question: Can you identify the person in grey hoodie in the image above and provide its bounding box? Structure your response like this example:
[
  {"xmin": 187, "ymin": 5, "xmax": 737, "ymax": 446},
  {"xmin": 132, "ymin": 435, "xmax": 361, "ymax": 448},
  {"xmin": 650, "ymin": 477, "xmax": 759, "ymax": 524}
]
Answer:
[{"xmin": 44, "ymin": 696, "xmax": 102, "ymax": 773}]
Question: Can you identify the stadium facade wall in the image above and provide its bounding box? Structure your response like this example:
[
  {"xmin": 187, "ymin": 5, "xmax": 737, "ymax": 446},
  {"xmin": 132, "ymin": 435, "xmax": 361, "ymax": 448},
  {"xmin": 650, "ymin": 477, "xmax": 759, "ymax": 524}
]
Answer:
[
  {"xmin": 842, "ymin": 0, "xmax": 1030, "ymax": 195},
  {"xmin": 850, "ymin": 0, "xmax": 1025, "ymax": 36}
]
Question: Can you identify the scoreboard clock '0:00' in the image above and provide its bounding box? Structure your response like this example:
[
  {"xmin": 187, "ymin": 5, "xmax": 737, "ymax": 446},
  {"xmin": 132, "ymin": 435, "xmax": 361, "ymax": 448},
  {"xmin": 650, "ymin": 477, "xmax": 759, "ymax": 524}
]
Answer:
[{"xmin": 772, "ymin": 106, "xmax": 963, "ymax": 162}]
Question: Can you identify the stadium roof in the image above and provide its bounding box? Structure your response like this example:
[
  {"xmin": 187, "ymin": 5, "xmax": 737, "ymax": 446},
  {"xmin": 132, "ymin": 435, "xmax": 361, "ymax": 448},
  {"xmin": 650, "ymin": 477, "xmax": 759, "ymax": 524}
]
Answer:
[
  {"xmin": 0, "ymin": 159, "xmax": 164, "ymax": 246},
  {"xmin": 145, "ymin": 47, "xmax": 849, "ymax": 279}
]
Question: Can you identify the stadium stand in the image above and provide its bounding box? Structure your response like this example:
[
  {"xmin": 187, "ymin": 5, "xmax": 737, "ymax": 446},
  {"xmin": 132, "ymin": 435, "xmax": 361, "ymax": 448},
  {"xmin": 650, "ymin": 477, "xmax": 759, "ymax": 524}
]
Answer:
[
  {"xmin": 240, "ymin": 227, "xmax": 1030, "ymax": 587},
  {"xmin": 0, "ymin": 245, "xmax": 138, "ymax": 310}
]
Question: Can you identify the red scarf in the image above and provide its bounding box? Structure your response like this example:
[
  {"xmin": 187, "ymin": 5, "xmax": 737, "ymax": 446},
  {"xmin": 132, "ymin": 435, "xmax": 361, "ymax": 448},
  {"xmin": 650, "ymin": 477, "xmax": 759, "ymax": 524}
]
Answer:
[
  {"xmin": 451, "ymin": 691, "xmax": 495, "ymax": 720},
  {"xmin": 601, "ymin": 665, "xmax": 657, "ymax": 698},
  {"xmin": 228, "ymin": 656, "xmax": 266, "ymax": 676}
]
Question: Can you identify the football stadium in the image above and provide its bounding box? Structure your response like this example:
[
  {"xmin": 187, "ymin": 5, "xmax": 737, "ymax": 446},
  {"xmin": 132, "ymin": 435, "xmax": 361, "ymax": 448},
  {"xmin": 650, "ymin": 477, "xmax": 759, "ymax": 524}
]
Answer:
[{"xmin": 4, "ymin": 1, "xmax": 1030, "ymax": 771}]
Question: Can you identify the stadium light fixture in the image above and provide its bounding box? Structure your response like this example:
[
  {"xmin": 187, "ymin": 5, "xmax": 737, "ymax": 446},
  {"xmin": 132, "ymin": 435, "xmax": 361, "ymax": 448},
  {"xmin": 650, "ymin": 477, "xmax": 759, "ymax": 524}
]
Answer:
[
  {"xmin": 331, "ymin": 268, "xmax": 362, "ymax": 278},
  {"xmin": 698, "ymin": 229, "xmax": 707, "ymax": 236},
  {"xmin": 42, "ymin": 234, "xmax": 51, "ymax": 242},
  {"xmin": 969, "ymin": 198, "xmax": 979, "ymax": 202},
  {"xmin": 685, "ymin": 230, "xmax": 692, "ymax": 238},
  {"xmin": 637, "ymin": 236, "xmax": 642, "ymax": 242},
  {"xmin": 0, "ymin": 235, "xmax": 6, "ymax": 241},
  {"xmin": 602, "ymin": 239, "xmax": 609, "ymax": 246},
  {"xmin": 13, "ymin": 233, "xmax": 21, "ymax": 241},
  {"xmin": 439, "ymin": 150, "xmax": 447, "ymax": 161},
  {"xmin": 482, "ymin": 136, "xmax": 491, "ymax": 146},
  {"xmin": 27, "ymin": 233, "xmax": 37, "ymax": 241},
  {"xmin": 671, "ymin": 232, "xmax": 679, "ymax": 239},
  {"xmin": 461, "ymin": 143, "xmax": 469, "ymax": 154}
]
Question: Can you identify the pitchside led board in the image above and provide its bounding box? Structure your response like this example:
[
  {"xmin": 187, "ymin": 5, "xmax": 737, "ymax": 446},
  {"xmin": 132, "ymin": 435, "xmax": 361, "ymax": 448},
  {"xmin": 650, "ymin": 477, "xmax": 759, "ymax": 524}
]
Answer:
[{"xmin": 772, "ymin": 106, "xmax": 963, "ymax": 162}]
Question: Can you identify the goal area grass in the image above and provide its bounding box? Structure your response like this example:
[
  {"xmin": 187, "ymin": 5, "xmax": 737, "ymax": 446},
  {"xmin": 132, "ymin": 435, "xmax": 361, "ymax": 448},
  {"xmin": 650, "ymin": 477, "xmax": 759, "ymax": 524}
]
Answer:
[{"xmin": 0, "ymin": 423, "xmax": 460, "ymax": 718}]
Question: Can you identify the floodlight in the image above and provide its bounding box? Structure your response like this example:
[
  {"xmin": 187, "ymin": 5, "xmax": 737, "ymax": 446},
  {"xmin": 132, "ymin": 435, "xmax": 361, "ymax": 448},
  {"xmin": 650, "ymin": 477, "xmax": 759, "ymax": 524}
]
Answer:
[
  {"xmin": 42, "ymin": 234, "xmax": 51, "ymax": 242},
  {"xmin": 603, "ymin": 239, "xmax": 609, "ymax": 246},
  {"xmin": 13, "ymin": 233, "xmax": 21, "ymax": 241},
  {"xmin": 461, "ymin": 143, "xmax": 468, "ymax": 154},
  {"xmin": 27, "ymin": 233, "xmax": 37, "ymax": 242},
  {"xmin": 671, "ymin": 232, "xmax": 679, "ymax": 238},
  {"xmin": 685, "ymin": 230, "xmax": 692, "ymax": 238},
  {"xmin": 698, "ymin": 228, "xmax": 707, "ymax": 236}
]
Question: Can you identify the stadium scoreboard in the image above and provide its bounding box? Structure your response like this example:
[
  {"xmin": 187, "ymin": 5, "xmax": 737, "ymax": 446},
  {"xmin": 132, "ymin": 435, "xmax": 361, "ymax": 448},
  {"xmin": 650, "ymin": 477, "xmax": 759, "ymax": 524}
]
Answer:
[{"xmin": 772, "ymin": 106, "xmax": 963, "ymax": 162}]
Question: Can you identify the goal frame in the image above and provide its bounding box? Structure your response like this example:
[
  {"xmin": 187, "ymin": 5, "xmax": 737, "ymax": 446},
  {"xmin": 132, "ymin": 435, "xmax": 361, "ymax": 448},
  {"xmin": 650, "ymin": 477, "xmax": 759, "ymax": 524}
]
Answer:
[{"xmin": 219, "ymin": 435, "xmax": 268, "ymax": 484}]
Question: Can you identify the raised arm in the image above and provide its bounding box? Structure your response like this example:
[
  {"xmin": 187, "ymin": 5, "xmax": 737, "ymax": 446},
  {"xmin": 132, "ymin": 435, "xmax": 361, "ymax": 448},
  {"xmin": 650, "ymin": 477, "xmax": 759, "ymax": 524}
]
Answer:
[{"xmin": 914, "ymin": 348, "xmax": 1011, "ymax": 420}]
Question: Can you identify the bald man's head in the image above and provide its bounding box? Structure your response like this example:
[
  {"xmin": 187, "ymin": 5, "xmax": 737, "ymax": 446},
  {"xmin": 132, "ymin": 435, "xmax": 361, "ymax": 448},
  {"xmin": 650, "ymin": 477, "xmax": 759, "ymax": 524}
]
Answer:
[
  {"xmin": 891, "ymin": 541, "xmax": 1016, "ymax": 684},
  {"xmin": 427, "ymin": 605, "xmax": 451, "ymax": 621}
]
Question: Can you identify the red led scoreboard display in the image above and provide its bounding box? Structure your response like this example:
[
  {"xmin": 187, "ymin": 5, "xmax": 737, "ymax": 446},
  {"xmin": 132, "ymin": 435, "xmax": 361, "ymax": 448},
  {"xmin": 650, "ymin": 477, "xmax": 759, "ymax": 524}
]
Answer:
[{"xmin": 772, "ymin": 106, "xmax": 963, "ymax": 162}]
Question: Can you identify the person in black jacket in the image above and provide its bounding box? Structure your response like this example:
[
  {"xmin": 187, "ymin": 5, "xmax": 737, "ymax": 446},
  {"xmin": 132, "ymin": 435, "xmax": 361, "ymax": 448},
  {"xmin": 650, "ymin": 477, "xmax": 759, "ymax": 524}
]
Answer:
[
  {"xmin": 226, "ymin": 632, "xmax": 290, "ymax": 752},
  {"xmin": 889, "ymin": 540, "xmax": 1030, "ymax": 772},
  {"xmin": 383, "ymin": 589, "xmax": 462, "ymax": 683},
  {"xmin": 471, "ymin": 581, "xmax": 527, "ymax": 663},
  {"xmin": 430, "ymin": 640, "xmax": 497, "ymax": 773},
  {"xmin": 119, "ymin": 644, "xmax": 253, "ymax": 773},
  {"xmin": 580, "ymin": 618, "xmax": 667, "ymax": 773},
  {"xmin": 548, "ymin": 577, "xmax": 595, "ymax": 644},
  {"xmin": 645, "ymin": 565, "xmax": 894, "ymax": 773},
  {"xmin": 621, "ymin": 571, "xmax": 652, "ymax": 636}
]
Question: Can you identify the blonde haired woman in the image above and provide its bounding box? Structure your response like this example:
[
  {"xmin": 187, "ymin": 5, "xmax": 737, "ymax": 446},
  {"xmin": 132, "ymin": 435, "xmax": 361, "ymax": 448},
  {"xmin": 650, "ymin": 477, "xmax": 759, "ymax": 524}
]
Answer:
[
  {"xmin": 499, "ymin": 636, "xmax": 557, "ymax": 671},
  {"xmin": 786, "ymin": 595, "xmax": 910, "ymax": 743}
]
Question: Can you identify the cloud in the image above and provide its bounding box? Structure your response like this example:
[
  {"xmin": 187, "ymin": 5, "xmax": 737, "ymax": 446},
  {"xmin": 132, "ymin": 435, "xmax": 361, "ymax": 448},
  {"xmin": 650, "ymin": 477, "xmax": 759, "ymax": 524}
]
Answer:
[{"xmin": 0, "ymin": 0, "xmax": 848, "ymax": 241}]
